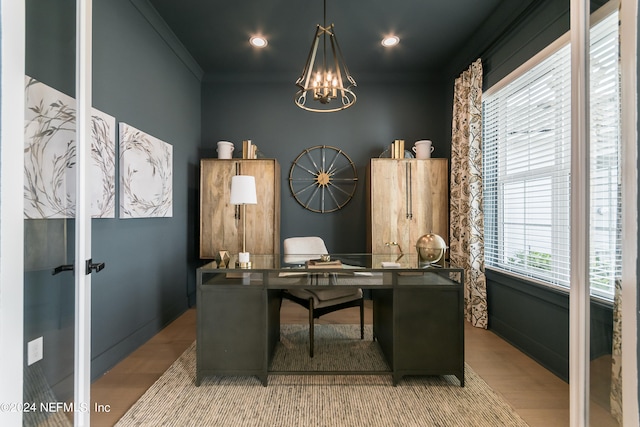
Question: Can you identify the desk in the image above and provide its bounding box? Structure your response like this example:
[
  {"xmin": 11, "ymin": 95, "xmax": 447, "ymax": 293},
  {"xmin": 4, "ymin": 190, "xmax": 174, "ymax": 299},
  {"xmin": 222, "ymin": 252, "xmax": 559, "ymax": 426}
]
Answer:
[{"xmin": 196, "ymin": 254, "xmax": 464, "ymax": 386}]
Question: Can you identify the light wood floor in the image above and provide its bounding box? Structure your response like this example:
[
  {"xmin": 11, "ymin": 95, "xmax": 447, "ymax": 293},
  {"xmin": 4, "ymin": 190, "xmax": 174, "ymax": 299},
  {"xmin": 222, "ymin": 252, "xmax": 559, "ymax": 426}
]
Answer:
[{"xmin": 89, "ymin": 300, "xmax": 618, "ymax": 427}]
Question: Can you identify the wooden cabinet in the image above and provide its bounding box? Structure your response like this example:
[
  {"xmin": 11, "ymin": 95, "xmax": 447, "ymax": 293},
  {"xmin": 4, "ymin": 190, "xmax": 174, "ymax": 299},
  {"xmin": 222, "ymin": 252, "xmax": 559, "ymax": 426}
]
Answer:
[
  {"xmin": 366, "ymin": 158, "xmax": 448, "ymax": 254},
  {"xmin": 200, "ymin": 159, "xmax": 280, "ymax": 259}
]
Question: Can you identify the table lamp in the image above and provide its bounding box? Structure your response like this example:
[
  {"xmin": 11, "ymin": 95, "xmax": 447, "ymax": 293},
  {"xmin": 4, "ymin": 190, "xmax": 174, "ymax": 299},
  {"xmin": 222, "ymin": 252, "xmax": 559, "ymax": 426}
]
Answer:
[{"xmin": 230, "ymin": 175, "xmax": 257, "ymax": 268}]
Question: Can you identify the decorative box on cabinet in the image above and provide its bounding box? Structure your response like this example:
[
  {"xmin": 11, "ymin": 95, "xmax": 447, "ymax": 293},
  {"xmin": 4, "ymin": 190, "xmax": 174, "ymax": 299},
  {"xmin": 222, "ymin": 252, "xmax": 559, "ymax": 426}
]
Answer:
[
  {"xmin": 200, "ymin": 159, "xmax": 281, "ymax": 259},
  {"xmin": 366, "ymin": 158, "xmax": 448, "ymax": 254}
]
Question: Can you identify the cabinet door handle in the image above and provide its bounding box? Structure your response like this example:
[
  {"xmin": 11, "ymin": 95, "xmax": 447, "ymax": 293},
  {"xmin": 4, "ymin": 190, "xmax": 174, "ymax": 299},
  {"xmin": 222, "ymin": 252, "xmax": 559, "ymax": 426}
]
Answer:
[
  {"xmin": 405, "ymin": 163, "xmax": 409, "ymax": 219},
  {"xmin": 409, "ymin": 162, "xmax": 413, "ymax": 219},
  {"xmin": 405, "ymin": 162, "xmax": 413, "ymax": 219}
]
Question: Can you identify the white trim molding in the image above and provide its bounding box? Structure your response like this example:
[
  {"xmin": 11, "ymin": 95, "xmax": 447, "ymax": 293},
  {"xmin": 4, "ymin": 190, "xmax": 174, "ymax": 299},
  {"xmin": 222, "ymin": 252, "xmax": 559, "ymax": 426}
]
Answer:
[
  {"xmin": 620, "ymin": 0, "xmax": 640, "ymax": 425},
  {"xmin": 569, "ymin": 0, "xmax": 591, "ymax": 425},
  {"xmin": 0, "ymin": 1, "xmax": 26, "ymax": 426},
  {"xmin": 130, "ymin": 0, "xmax": 204, "ymax": 81},
  {"xmin": 74, "ymin": 1, "xmax": 93, "ymax": 425}
]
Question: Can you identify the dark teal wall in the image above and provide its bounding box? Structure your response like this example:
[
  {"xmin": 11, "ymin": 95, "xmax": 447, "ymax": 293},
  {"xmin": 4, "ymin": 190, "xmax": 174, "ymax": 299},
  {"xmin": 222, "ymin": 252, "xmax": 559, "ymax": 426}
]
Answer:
[
  {"xmin": 89, "ymin": 0, "xmax": 201, "ymax": 379},
  {"xmin": 25, "ymin": 0, "xmax": 76, "ymax": 95},
  {"xmin": 477, "ymin": 0, "xmax": 575, "ymax": 377},
  {"xmin": 482, "ymin": 0, "xmax": 570, "ymax": 89},
  {"xmin": 448, "ymin": 0, "xmax": 608, "ymax": 86},
  {"xmin": 487, "ymin": 270, "xmax": 613, "ymax": 381},
  {"xmin": 25, "ymin": 0, "xmax": 201, "ymax": 399},
  {"xmin": 201, "ymin": 76, "xmax": 449, "ymax": 252}
]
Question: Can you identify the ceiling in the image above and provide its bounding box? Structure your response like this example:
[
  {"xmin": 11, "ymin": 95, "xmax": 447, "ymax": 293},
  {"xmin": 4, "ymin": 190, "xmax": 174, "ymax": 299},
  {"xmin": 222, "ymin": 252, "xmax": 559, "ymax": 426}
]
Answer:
[{"xmin": 147, "ymin": 0, "xmax": 528, "ymax": 79}]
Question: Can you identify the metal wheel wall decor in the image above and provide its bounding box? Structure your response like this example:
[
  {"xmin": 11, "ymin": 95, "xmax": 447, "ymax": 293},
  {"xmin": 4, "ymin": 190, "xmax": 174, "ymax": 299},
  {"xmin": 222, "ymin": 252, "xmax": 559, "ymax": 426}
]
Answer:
[{"xmin": 289, "ymin": 145, "xmax": 357, "ymax": 213}]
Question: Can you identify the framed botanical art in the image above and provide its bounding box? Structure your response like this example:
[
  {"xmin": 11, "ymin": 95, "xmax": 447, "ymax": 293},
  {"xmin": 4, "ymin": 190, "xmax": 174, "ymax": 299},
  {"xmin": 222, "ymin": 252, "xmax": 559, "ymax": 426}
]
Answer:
[
  {"xmin": 119, "ymin": 123, "xmax": 173, "ymax": 218},
  {"xmin": 24, "ymin": 76, "xmax": 116, "ymax": 219}
]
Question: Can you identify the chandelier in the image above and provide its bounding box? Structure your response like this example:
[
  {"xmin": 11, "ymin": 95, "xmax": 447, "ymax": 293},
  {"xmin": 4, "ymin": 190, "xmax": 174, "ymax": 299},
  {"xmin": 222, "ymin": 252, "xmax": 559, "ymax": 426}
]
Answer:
[{"xmin": 294, "ymin": 0, "xmax": 357, "ymax": 112}]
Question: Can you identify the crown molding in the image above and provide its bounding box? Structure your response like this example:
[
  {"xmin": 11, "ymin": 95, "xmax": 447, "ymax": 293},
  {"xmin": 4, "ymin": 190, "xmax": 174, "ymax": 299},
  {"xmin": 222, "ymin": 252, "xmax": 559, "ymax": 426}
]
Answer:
[{"xmin": 130, "ymin": 0, "xmax": 204, "ymax": 81}]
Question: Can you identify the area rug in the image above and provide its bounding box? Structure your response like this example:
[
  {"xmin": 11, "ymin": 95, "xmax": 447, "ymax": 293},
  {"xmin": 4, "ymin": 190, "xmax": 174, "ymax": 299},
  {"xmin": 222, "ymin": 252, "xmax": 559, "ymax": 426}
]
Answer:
[
  {"xmin": 269, "ymin": 323, "xmax": 390, "ymax": 372},
  {"xmin": 116, "ymin": 325, "xmax": 529, "ymax": 427}
]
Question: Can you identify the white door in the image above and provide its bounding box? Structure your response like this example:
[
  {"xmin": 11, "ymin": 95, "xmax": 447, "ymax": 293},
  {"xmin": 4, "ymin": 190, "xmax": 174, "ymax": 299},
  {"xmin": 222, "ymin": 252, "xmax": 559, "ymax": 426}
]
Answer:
[
  {"xmin": 0, "ymin": 2, "xmax": 28, "ymax": 427},
  {"xmin": 18, "ymin": 1, "xmax": 97, "ymax": 426}
]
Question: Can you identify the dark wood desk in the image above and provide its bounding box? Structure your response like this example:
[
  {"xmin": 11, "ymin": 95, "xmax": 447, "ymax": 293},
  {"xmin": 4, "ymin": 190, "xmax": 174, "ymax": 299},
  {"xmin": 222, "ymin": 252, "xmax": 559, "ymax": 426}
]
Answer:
[{"xmin": 196, "ymin": 254, "xmax": 464, "ymax": 386}]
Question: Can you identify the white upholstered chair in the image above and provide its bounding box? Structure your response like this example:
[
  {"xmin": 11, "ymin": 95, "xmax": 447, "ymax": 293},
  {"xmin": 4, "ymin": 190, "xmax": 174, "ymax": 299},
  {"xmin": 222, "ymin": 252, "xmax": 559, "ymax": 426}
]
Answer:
[{"xmin": 282, "ymin": 236, "xmax": 364, "ymax": 357}]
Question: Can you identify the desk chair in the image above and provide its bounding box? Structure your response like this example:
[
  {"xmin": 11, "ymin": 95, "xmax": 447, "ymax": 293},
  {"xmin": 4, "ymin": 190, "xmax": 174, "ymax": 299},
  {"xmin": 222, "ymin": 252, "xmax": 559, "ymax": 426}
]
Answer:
[{"xmin": 282, "ymin": 236, "xmax": 364, "ymax": 357}]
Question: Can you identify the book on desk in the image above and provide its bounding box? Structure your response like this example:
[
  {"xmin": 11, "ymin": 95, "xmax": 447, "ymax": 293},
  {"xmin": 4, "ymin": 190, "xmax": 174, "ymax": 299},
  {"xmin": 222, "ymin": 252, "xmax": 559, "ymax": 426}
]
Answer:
[{"xmin": 305, "ymin": 259, "xmax": 343, "ymax": 268}]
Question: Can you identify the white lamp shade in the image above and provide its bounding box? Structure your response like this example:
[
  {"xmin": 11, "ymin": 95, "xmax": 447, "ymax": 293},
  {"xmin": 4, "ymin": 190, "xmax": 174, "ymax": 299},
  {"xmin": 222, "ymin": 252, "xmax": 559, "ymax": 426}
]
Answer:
[{"xmin": 230, "ymin": 175, "xmax": 257, "ymax": 205}]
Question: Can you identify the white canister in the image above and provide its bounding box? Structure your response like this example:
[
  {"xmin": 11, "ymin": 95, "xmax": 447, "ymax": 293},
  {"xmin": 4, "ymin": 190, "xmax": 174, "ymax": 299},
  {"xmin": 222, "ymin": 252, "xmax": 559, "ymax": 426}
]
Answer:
[
  {"xmin": 217, "ymin": 141, "xmax": 234, "ymax": 159},
  {"xmin": 412, "ymin": 140, "xmax": 434, "ymax": 159}
]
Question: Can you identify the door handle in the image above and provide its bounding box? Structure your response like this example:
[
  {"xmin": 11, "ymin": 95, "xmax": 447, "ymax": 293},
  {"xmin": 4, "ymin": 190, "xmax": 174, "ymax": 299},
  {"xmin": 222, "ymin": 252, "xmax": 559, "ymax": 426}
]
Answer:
[
  {"xmin": 52, "ymin": 264, "xmax": 74, "ymax": 275},
  {"xmin": 85, "ymin": 259, "xmax": 106, "ymax": 275}
]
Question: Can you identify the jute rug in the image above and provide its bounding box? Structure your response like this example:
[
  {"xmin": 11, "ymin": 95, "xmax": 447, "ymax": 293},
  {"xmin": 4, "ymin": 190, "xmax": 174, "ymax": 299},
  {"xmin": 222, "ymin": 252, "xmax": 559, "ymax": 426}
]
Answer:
[{"xmin": 116, "ymin": 325, "xmax": 529, "ymax": 427}]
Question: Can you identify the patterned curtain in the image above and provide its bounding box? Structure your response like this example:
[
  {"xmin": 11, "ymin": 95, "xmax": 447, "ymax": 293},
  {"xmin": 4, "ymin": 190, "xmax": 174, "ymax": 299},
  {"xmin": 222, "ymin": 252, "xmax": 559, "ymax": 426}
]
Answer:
[
  {"xmin": 450, "ymin": 59, "xmax": 488, "ymax": 329},
  {"xmin": 610, "ymin": 282, "xmax": 622, "ymax": 423}
]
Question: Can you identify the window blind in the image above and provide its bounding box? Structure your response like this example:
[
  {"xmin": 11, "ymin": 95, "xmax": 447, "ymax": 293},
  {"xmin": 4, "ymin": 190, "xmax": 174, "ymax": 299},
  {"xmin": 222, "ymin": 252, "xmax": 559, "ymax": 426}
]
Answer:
[
  {"xmin": 482, "ymin": 10, "xmax": 620, "ymax": 299},
  {"xmin": 588, "ymin": 12, "xmax": 621, "ymax": 300}
]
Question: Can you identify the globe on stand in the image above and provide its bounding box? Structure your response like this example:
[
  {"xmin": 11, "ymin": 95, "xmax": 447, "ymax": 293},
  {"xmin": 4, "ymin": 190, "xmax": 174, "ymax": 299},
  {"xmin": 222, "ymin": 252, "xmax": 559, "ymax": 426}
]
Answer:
[{"xmin": 415, "ymin": 233, "xmax": 447, "ymax": 267}]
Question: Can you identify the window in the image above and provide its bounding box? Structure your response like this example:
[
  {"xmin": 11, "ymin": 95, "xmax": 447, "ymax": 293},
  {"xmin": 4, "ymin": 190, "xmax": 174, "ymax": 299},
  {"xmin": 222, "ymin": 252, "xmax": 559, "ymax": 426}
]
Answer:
[{"xmin": 482, "ymin": 10, "xmax": 621, "ymax": 300}]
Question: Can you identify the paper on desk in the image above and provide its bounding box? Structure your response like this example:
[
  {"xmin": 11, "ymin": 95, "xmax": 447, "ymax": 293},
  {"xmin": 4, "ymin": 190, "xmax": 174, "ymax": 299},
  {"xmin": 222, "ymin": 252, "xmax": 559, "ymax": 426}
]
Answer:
[
  {"xmin": 381, "ymin": 261, "xmax": 401, "ymax": 268},
  {"xmin": 341, "ymin": 263, "xmax": 374, "ymax": 276},
  {"xmin": 277, "ymin": 264, "xmax": 374, "ymax": 277}
]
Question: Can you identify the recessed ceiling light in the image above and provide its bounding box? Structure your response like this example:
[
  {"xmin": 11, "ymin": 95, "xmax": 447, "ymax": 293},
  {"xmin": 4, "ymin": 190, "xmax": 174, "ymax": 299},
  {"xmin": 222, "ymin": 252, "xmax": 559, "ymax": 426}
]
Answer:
[
  {"xmin": 249, "ymin": 36, "xmax": 268, "ymax": 48},
  {"xmin": 381, "ymin": 36, "xmax": 400, "ymax": 48}
]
